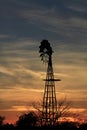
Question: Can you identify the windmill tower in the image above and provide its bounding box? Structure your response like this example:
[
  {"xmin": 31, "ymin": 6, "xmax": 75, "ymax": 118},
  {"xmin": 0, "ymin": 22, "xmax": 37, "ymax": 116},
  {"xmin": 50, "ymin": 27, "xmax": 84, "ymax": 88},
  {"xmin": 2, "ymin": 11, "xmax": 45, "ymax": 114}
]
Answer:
[{"xmin": 39, "ymin": 40, "xmax": 61, "ymax": 125}]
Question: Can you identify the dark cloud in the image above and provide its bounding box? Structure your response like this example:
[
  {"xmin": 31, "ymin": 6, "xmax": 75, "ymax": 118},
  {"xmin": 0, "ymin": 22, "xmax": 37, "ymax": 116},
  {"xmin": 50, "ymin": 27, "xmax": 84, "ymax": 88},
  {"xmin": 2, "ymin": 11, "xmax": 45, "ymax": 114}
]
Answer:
[{"xmin": 0, "ymin": 0, "xmax": 87, "ymax": 41}]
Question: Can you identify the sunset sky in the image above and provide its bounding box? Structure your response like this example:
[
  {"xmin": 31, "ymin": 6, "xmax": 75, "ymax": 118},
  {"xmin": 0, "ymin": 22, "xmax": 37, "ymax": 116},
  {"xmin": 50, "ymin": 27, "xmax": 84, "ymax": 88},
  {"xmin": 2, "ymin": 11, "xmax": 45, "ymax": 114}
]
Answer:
[{"xmin": 0, "ymin": 0, "xmax": 87, "ymax": 124}]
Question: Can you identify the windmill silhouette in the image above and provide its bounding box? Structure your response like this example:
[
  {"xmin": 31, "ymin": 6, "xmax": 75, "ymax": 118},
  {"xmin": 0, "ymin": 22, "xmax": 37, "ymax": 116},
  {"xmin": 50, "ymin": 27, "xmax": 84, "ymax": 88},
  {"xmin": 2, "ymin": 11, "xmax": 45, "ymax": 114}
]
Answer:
[{"xmin": 39, "ymin": 40, "xmax": 61, "ymax": 125}]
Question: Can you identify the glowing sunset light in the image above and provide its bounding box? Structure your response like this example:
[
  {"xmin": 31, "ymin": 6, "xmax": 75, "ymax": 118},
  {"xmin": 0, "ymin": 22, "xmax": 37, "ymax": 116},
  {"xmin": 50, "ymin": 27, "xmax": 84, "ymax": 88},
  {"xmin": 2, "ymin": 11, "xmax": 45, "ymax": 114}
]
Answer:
[{"xmin": 12, "ymin": 106, "xmax": 35, "ymax": 111}]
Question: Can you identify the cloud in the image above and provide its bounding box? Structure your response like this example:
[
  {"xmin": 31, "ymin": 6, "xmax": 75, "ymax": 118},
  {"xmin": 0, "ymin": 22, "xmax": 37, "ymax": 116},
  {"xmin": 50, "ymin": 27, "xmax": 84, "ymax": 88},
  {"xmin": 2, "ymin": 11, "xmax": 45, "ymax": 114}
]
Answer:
[
  {"xmin": 0, "ymin": 66, "xmax": 15, "ymax": 76},
  {"xmin": 0, "ymin": 63, "xmax": 44, "ymax": 89},
  {"xmin": 0, "ymin": 34, "xmax": 11, "ymax": 39},
  {"xmin": 0, "ymin": 0, "xmax": 87, "ymax": 121},
  {"xmin": 0, "ymin": 0, "xmax": 87, "ymax": 41},
  {"xmin": 0, "ymin": 0, "xmax": 87, "ymax": 46},
  {"xmin": 17, "ymin": 4, "xmax": 87, "ymax": 43}
]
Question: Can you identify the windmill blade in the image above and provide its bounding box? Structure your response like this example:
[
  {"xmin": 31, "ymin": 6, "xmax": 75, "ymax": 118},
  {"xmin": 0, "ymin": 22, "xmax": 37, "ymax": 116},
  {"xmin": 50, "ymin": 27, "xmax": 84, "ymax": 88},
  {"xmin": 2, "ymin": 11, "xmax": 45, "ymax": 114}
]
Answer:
[{"xmin": 39, "ymin": 39, "xmax": 53, "ymax": 63}]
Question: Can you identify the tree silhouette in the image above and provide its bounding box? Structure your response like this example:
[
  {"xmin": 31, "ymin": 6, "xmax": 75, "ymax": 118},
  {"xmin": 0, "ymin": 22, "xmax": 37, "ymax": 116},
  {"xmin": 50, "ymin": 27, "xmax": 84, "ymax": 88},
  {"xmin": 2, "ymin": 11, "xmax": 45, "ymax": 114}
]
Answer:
[
  {"xmin": 32, "ymin": 97, "xmax": 79, "ymax": 126},
  {"xmin": 2, "ymin": 123, "xmax": 15, "ymax": 130},
  {"xmin": 56, "ymin": 97, "xmax": 72, "ymax": 121},
  {"xmin": 79, "ymin": 123, "xmax": 87, "ymax": 129},
  {"xmin": 16, "ymin": 111, "xmax": 38, "ymax": 128},
  {"xmin": 0, "ymin": 116, "xmax": 5, "ymax": 126}
]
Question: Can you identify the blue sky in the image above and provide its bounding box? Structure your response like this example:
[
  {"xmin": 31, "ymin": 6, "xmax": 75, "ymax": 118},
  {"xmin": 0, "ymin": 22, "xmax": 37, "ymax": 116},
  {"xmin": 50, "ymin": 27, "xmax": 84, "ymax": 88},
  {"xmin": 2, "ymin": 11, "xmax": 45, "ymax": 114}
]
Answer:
[{"xmin": 0, "ymin": 0, "xmax": 87, "ymax": 123}]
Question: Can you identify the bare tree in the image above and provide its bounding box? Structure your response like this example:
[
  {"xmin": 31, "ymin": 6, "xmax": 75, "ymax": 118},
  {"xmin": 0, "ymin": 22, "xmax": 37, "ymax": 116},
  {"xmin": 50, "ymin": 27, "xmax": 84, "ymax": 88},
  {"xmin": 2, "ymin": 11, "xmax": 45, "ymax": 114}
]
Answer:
[
  {"xmin": 32, "ymin": 97, "xmax": 78, "ymax": 125},
  {"xmin": 56, "ymin": 97, "xmax": 72, "ymax": 120}
]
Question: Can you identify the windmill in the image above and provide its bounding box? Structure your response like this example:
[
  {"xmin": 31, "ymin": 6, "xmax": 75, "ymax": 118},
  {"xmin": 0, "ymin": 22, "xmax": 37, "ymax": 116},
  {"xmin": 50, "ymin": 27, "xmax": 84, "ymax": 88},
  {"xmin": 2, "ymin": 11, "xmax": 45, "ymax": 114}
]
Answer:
[{"xmin": 39, "ymin": 40, "xmax": 61, "ymax": 125}]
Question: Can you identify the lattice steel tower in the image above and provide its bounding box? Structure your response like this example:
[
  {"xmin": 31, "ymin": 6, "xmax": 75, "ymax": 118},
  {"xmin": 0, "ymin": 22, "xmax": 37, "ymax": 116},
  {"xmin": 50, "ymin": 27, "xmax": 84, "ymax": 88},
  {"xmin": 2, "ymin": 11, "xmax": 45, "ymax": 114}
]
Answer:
[{"xmin": 39, "ymin": 40, "xmax": 60, "ymax": 125}]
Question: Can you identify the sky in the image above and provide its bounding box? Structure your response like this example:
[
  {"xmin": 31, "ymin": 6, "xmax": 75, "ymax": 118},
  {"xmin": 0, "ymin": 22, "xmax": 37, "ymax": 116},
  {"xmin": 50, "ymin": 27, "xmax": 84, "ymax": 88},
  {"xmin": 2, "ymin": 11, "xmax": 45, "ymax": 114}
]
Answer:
[{"xmin": 0, "ymin": 0, "xmax": 87, "ymax": 124}]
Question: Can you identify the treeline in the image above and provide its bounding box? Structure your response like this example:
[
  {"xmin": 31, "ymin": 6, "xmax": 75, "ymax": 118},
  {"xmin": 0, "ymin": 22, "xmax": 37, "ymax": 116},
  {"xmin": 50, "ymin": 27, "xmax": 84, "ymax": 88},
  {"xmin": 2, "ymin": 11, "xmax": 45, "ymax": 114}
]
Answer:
[
  {"xmin": 0, "ymin": 122, "xmax": 87, "ymax": 130},
  {"xmin": 0, "ymin": 112, "xmax": 87, "ymax": 130}
]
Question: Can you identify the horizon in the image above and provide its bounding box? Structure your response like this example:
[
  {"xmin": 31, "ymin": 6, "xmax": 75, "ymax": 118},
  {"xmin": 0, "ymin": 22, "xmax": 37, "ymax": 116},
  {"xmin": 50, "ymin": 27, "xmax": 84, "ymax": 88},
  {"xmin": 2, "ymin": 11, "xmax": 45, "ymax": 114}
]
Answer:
[{"xmin": 0, "ymin": 0, "xmax": 87, "ymax": 124}]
